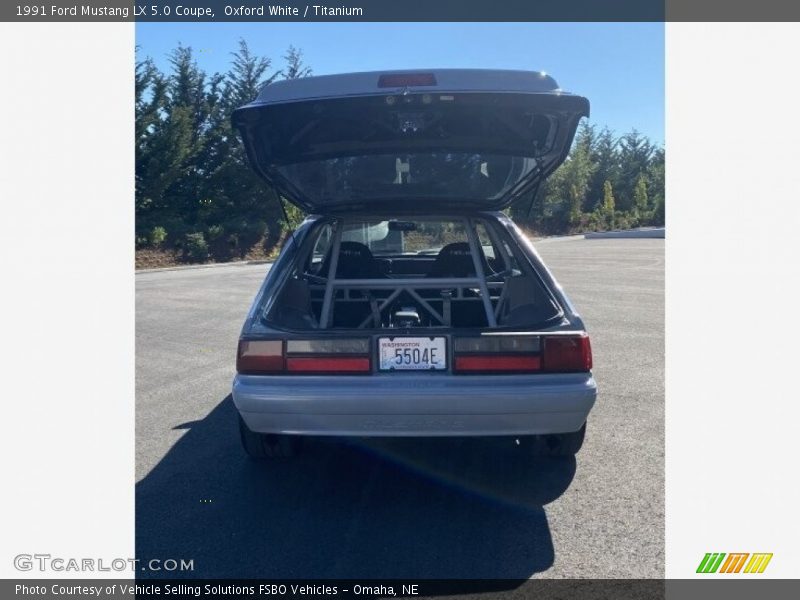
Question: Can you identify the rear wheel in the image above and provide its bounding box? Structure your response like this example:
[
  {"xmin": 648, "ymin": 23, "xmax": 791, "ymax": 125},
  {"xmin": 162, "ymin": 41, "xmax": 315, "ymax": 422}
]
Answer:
[
  {"xmin": 238, "ymin": 415, "xmax": 301, "ymax": 459},
  {"xmin": 531, "ymin": 423, "xmax": 586, "ymax": 457}
]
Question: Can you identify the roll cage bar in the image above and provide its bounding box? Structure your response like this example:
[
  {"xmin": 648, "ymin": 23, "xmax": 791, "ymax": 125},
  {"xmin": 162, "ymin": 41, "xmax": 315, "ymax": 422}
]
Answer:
[{"xmin": 310, "ymin": 216, "xmax": 513, "ymax": 329}]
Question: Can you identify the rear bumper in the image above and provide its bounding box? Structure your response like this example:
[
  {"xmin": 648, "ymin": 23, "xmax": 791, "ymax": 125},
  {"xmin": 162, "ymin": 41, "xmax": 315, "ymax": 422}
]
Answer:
[{"xmin": 233, "ymin": 372, "xmax": 597, "ymax": 437}]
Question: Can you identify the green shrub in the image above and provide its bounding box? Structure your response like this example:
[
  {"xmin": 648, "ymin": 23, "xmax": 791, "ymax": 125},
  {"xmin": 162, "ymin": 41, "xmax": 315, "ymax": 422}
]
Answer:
[
  {"xmin": 184, "ymin": 232, "xmax": 209, "ymax": 262},
  {"xmin": 586, "ymin": 211, "xmax": 605, "ymax": 232},
  {"xmin": 150, "ymin": 226, "xmax": 167, "ymax": 247},
  {"xmin": 206, "ymin": 224, "xmax": 224, "ymax": 241},
  {"xmin": 235, "ymin": 220, "xmax": 268, "ymax": 257}
]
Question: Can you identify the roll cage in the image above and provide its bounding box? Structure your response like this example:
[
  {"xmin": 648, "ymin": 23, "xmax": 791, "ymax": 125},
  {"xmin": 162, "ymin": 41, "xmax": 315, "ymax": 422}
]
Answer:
[{"xmin": 269, "ymin": 215, "xmax": 557, "ymax": 331}]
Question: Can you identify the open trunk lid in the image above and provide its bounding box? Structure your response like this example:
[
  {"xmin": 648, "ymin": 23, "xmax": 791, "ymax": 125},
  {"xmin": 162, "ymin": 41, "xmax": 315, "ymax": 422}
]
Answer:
[{"xmin": 232, "ymin": 69, "xmax": 589, "ymax": 214}]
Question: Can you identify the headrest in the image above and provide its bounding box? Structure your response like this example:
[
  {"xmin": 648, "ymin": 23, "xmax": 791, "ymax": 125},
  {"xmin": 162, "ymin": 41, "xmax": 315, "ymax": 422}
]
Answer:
[
  {"xmin": 320, "ymin": 241, "xmax": 380, "ymax": 279},
  {"xmin": 428, "ymin": 242, "xmax": 480, "ymax": 278},
  {"xmin": 337, "ymin": 241, "xmax": 374, "ymax": 261}
]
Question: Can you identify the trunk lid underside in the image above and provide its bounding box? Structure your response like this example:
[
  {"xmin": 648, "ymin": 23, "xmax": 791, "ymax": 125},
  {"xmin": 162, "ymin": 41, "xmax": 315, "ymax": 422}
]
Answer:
[{"xmin": 232, "ymin": 69, "xmax": 589, "ymax": 214}]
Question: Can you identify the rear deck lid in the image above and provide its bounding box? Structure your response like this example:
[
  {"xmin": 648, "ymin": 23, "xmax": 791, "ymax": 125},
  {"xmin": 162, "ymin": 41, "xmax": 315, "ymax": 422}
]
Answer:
[{"xmin": 232, "ymin": 69, "xmax": 589, "ymax": 213}]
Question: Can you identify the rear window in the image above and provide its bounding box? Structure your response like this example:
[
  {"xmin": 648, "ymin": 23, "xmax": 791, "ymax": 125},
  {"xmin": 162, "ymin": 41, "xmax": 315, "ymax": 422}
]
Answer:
[
  {"xmin": 341, "ymin": 218, "xmax": 468, "ymax": 256},
  {"xmin": 307, "ymin": 218, "xmax": 472, "ymax": 274},
  {"xmin": 275, "ymin": 153, "xmax": 538, "ymax": 206}
]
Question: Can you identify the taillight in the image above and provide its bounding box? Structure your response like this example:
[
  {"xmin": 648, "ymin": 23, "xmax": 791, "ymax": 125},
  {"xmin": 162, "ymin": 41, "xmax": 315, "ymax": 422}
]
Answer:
[
  {"xmin": 542, "ymin": 334, "xmax": 592, "ymax": 372},
  {"xmin": 454, "ymin": 336, "xmax": 541, "ymax": 374},
  {"xmin": 455, "ymin": 355, "xmax": 541, "ymax": 373},
  {"xmin": 286, "ymin": 357, "xmax": 370, "ymax": 374},
  {"xmin": 453, "ymin": 333, "xmax": 592, "ymax": 374},
  {"xmin": 236, "ymin": 338, "xmax": 371, "ymax": 375},
  {"xmin": 286, "ymin": 338, "xmax": 370, "ymax": 374},
  {"xmin": 236, "ymin": 340, "xmax": 284, "ymax": 374}
]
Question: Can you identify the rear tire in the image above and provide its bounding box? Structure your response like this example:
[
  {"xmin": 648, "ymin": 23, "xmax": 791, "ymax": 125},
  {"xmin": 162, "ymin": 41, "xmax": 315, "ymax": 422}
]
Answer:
[
  {"xmin": 238, "ymin": 415, "xmax": 301, "ymax": 459},
  {"xmin": 531, "ymin": 423, "xmax": 586, "ymax": 457}
]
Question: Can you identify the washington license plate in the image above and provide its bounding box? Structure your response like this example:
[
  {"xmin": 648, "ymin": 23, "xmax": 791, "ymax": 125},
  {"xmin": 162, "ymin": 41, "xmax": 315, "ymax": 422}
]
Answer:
[{"xmin": 378, "ymin": 337, "xmax": 447, "ymax": 371}]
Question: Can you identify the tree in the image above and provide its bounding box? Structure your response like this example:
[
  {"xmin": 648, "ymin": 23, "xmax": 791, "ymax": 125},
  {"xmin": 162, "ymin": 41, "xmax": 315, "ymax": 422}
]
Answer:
[
  {"xmin": 633, "ymin": 174, "xmax": 649, "ymax": 222},
  {"xmin": 135, "ymin": 40, "xmax": 318, "ymax": 261},
  {"xmin": 647, "ymin": 147, "xmax": 665, "ymax": 222},
  {"xmin": 616, "ymin": 129, "xmax": 654, "ymax": 212},
  {"xmin": 586, "ymin": 127, "xmax": 617, "ymax": 213},
  {"xmin": 601, "ymin": 179, "xmax": 616, "ymax": 228},
  {"xmin": 135, "ymin": 40, "xmax": 665, "ymax": 262},
  {"xmin": 282, "ymin": 45, "xmax": 312, "ymax": 80},
  {"xmin": 652, "ymin": 196, "xmax": 665, "ymax": 226},
  {"xmin": 273, "ymin": 46, "xmax": 311, "ymax": 231},
  {"xmin": 516, "ymin": 122, "xmax": 597, "ymax": 233},
  {"xmin": 135, "ymin": 50, "xmax": 167, "ymax": 218},
  {"xmin": 203, "ymin": 39, "xmax": 283, "ymax": 255},
  {"xmin": 563, "ymin": 124, "xmax": 597, "ymax": 227}
]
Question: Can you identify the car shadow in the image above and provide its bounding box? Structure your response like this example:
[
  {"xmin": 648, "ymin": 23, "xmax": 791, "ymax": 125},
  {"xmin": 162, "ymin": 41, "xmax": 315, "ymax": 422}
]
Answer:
[{"xmin": 136, "ymin": 396, "xmax": 576, "ymax": 579}]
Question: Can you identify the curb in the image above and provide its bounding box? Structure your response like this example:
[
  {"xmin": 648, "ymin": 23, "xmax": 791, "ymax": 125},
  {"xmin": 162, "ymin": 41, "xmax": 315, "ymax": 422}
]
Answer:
[
  {"xmin": 136, "ymin": 259, "xmax": 273, "ymax": 274},
  {"xmin": 584, "ymin": 227, "xmax": 665, "ymax": 239},
  {"xmin": 532, "ymin": 234, "xmax": 587, "ymax": 244}
]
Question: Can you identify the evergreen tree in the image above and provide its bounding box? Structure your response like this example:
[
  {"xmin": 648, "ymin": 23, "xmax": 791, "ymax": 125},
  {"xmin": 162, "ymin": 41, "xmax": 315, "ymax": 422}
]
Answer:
[
  {"xmin": 647, "ymin": 147, "xmax": 665, "ymax": 216},
  {"xmin": 616, "ymin": 129, "xmax": 654, "ymax": 211},
  {"xmin": 601, "ymin": 179, "xmax": 616, "ymax": 228},
  {"xmin": 586, "ymin": 127, "xmax": 618, "ymax": 212},
  {"xmin": 282, "ymin": 45, "xmax": 312, "ymax": 80},
  {"xmin": 633, "ymin": 174, "xmax": 649, "ymax": 222},
  {"xmin": 135, "ymin": 50, "xmax": 167, "ymax": 223},
  {"xmin": 562, "ymin": 124, "xmax": 597, "ymax": 227},
  {"xmin": 135, "ymin": 40, "xmax": 665, "ymax": 262},
  {"xmin": 275, "ymin": 47, "xmax": 312, "ymax": 229},
  {"xmin": 205, "ymin": 39, "xmax": 282, "ymax": 256},
  {"xmin": 135, "ymin": 45, "xmax": 218, "ymax": 242}
]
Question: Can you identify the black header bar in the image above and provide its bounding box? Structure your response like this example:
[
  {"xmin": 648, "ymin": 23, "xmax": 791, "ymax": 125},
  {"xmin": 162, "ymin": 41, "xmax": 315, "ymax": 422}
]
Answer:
[
  {"xmin": 5, "ymin": 579, "xmax": 800, "ymax": 600},
  {"xmin": 3, "ymin": 1, "xmax": 800, "ymax": 23}
]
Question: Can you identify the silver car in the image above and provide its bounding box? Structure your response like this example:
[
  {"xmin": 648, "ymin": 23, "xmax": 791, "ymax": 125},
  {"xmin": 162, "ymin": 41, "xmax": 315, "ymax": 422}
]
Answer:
[{"xmin": 230, "ymin": 69, "xmax": 596, "ymax": 458}]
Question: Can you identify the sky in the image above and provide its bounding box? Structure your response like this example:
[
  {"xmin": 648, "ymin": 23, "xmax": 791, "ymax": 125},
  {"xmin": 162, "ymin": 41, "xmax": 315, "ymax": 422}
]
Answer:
[{"xmin": 136, "ymin": 22, "xmax": 664, "ymax": 145}]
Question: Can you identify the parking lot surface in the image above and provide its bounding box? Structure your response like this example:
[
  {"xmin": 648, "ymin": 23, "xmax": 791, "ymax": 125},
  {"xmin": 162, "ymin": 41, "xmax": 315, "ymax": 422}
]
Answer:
[{"xmin": 135, "ymin": 237, "xmax": 664, "ymax": 578}]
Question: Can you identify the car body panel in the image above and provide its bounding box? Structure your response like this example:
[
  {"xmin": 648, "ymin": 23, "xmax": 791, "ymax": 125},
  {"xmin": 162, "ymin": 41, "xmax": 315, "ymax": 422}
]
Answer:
[
  {"xmin": 234, "ymin": 372, "xmax": 596, "ymax": 436},
  {"xmin": 245, "ymin": 69, "xmax": 564, "ymax": 105}
]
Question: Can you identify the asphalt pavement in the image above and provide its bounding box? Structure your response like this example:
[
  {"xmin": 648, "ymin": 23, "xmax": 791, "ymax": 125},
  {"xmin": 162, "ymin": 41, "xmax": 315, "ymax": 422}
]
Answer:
[{"xmin": 135, "ymin": 237, "xmax": 664, "ymax": 579}]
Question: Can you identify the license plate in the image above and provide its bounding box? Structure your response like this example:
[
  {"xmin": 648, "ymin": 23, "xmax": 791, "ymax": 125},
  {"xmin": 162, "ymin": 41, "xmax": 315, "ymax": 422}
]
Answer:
[{"xmin": 378, "ymin": 337, "xmax": 447, "ymax": 371}]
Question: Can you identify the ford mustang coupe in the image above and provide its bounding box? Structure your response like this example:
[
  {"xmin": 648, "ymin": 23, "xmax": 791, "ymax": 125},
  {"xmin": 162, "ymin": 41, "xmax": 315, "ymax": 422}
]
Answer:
[{"xmin": 230, "ymin": 69, "xmax": 596, "ymax": 459}]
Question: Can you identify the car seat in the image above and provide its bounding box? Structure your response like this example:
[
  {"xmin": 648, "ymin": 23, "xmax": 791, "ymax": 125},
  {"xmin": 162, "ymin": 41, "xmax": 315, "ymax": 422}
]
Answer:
[
  {"xmin": 426, "ymin": 242, "xmax": 491, "ymax": 278},
  {"xmin": 319, "ymin": 241, "xmax": 383, "ymax": 279},
  {"xmin": 426, "ymin": 242, "xmax": 493, "ymax": 327},
  {"xmin": 318, "ymin": 241, "xmax": 383, "ymax": 327}
]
